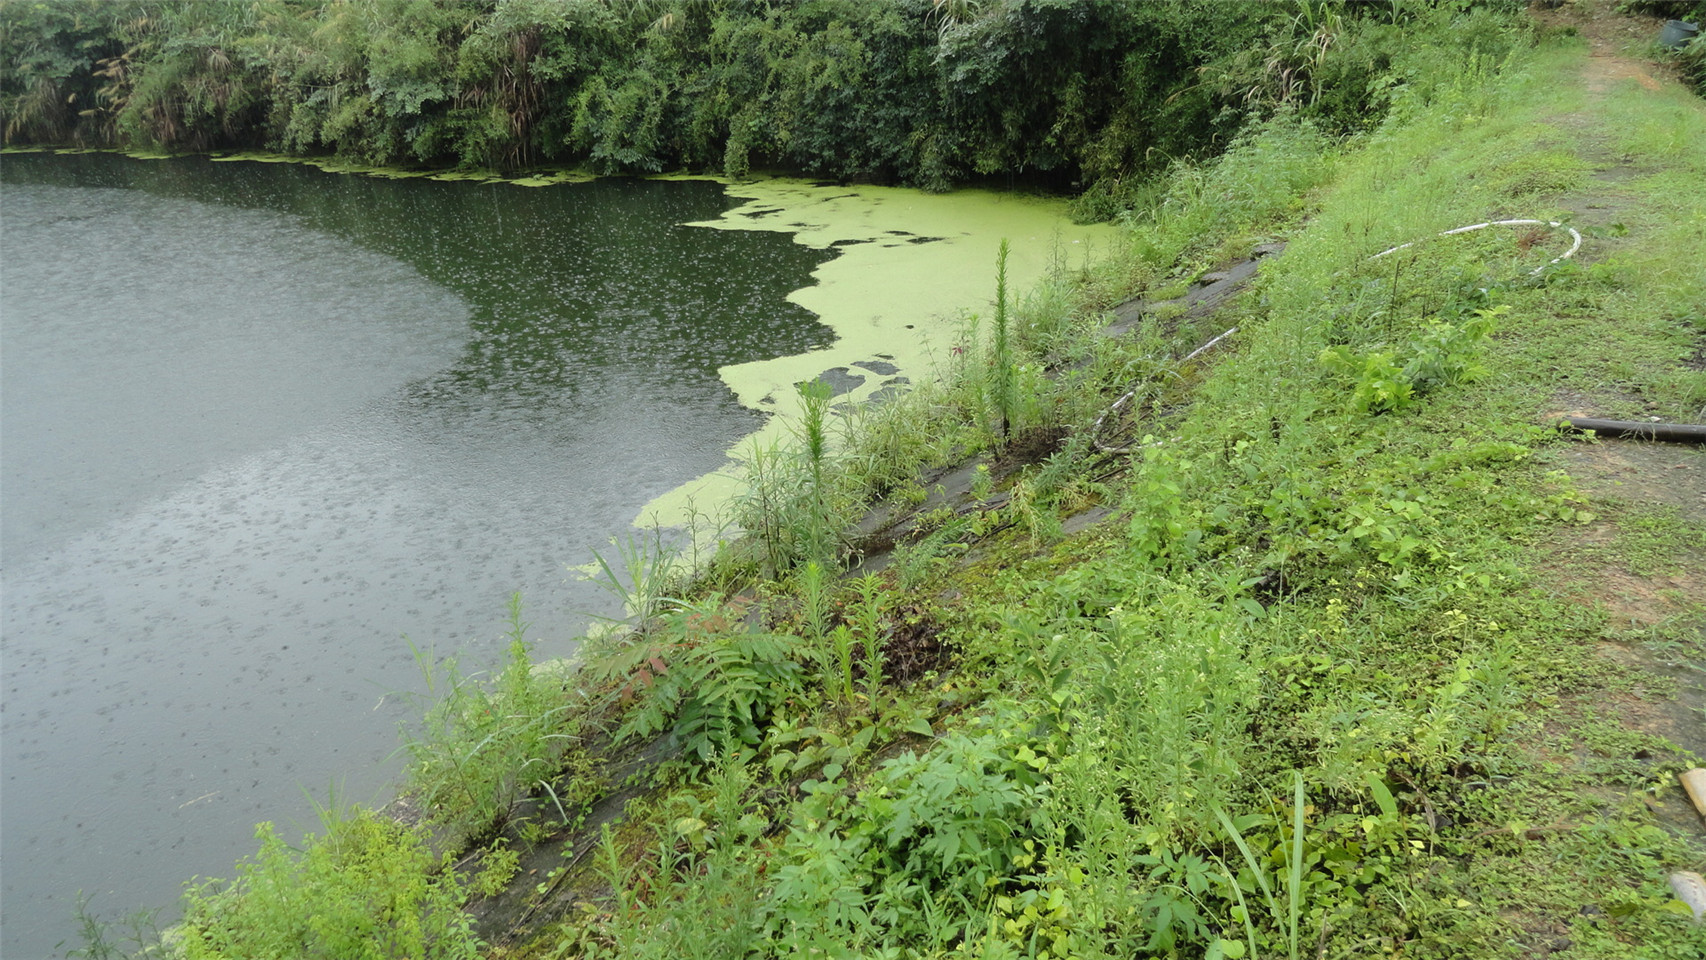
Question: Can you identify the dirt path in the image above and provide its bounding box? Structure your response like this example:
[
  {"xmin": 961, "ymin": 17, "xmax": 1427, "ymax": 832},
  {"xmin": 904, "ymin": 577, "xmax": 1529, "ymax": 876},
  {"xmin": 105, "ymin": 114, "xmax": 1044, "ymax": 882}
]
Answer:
[
  {"xmin": 1549, "ymin": 0, "xmax": 1677, "ymax": 90},
  {"xmin": 1527, "ymin": 0, "xmax": 1706, "ymax": 857}
]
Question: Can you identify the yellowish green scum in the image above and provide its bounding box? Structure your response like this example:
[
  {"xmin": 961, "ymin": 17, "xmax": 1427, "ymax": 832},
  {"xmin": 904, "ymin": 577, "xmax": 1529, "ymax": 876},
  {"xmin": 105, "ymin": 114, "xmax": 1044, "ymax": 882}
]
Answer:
[{"xmin": 636, "ymin": 176, "xmax": 1117, "ymax": 533}]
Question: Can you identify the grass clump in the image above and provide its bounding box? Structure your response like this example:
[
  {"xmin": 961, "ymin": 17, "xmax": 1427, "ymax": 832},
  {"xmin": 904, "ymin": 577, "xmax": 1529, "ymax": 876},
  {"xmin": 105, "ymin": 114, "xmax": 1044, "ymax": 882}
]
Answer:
[
  {"xmin": 176, "ymin": 807, "xmax": 479, "ymax": 960},
  {"xmin": 400, "ymin": 594, "xmax": 583, "ymax": 844},
  {"xmin": 734, "ymin": 378, "xmax": 858, "ymax": 577}
]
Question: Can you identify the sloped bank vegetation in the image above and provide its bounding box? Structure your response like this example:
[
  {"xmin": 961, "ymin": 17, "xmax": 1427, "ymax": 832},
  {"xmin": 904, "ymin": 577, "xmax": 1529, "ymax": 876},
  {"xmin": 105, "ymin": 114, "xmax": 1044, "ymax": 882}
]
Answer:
[{"xmin": 42, "ymin": 2, "xmax": 1706, "ymax": 959}]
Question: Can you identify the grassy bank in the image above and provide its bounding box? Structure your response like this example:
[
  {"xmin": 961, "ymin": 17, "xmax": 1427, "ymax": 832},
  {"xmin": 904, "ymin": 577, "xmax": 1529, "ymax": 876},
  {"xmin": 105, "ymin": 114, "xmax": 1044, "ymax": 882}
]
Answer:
[{"xmin": 82, "ymin": 6, "xmax": 1706, "ymax": 959}]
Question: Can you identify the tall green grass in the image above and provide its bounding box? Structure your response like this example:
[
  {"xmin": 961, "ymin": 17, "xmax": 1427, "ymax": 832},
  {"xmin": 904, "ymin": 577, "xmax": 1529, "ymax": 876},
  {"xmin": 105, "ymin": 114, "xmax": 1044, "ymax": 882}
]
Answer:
[
  {"xmin": 398, "ymin": 594, "xmax": 581, "ymax": 843},
  {"xmin": 176, "ymin": 805, "xmax": 479, "ymax": 960}
]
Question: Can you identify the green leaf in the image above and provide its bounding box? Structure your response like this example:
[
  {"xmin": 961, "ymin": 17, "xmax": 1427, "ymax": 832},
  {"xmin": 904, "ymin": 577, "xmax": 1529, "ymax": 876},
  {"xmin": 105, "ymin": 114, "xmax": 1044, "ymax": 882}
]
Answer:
[
  {"xmin": 1367, "ymin": 773, "xmax": 1398, "ymax": 818},
  {"xmin": 851, "ymin": 723, "xmax": 877, "ymax": 754}
]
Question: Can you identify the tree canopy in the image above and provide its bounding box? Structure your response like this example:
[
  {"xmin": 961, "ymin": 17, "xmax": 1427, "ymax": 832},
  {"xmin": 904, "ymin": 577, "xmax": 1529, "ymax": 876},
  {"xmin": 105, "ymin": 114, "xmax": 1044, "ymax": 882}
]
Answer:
[{"xmin": 2, "ymin": 0, "xmax": 1526, "ymax": 207}]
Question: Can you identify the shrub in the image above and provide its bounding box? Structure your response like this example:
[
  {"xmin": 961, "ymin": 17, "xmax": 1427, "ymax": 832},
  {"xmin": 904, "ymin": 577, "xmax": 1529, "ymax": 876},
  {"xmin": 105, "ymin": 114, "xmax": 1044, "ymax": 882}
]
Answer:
[
  {"xmin": 177, "ymin": 809, "xmax": 478, "ymax": 960},
  {"xmin": 604, "ymin": 600, "xmax": 805, "ymax": 763},
  {"xmin": 762, "ymin": 717, "xmax": 1052, "ymax": 951},
  {"xmin": 400, "ymin": 595, "xmax": 579, "ymax": 839}
]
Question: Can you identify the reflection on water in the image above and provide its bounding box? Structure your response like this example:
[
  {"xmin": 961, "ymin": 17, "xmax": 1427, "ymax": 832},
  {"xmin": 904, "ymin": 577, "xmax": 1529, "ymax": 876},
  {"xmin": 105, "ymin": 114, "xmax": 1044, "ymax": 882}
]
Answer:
[{"xmin": 0, "ymin": 153, "xmax": 830, "ymax": 956}]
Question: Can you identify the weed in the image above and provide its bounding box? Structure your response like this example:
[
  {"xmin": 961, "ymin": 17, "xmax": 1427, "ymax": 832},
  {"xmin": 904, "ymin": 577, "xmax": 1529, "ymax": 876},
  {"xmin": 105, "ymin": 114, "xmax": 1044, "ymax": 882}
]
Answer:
[
  {"xmin": 606, "ymin": 599, "xmax": 804, "ymax": 763},
  {"xmin": 587, "ymin": 526, "xmax": 686, "ymax": 625},
  {"xmin": 62, "ymin": 895, "xmax": 161, "ymax": 960},
  {"xmin": 797, "ymin": 377, "xmax": 837, "ymax": 566},
  {"xmin": 1212, "ymin": 773, "xmax": 1310, "ymax": 960},
  {"xmin": 471, "ymin": 839, "xmax": 521, "ymax": 900},
  {"xmin": 762, "ymin": 713, "xmax": 1052, "ymax": 950},
  {"xmin": 850, "ymin": 574, "xmax": 889, "ymax": 700},
  {"xmin": 399, "ymin": 594, "xmax": 578, "ymax": 840},
  {"xmin": 890, "ymin": 516, "xmax": 971, "ymax": 591},
  {"xmin": 992, "ymin": 238, "xmax": 1016, "ymax": 442},
  {"xmin": 799, "ymin": 560, "xmax": 856, "ymax": 702},
  {"xmin": 971, "ymin": 461, "xmax": 994, "ymax": 501},
  {"xmin": 581, "ymin": 758, "xmax": 771, "ymax": 959},
  {"xmin": 733, "ymin": 379, "xmax": 854, "ymax": 576},
  {"xmin": 177, "ymin": 807, "xmax": 479, "ymax": 960},
  {"xmin": 1318, "ymin": 305, "xmax": 1504, "ymax": 414}
]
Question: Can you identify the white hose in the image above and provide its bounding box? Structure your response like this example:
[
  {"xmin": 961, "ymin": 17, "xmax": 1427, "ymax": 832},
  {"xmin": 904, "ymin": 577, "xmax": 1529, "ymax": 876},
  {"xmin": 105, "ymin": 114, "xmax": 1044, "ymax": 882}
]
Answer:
[
  {"xmin": 1091, "ymin": 326, "xmax": 1237, "ymax": 455},
  {"xmin": 1090, "ymin": 218, "xmax": 1583, "ymax": 455},
  {"xmin": 1182, "ymin": 325, "xmax": 1240, "ymax": 363},
  {"xmin": 1090, "ymin": 382, "xmax": 1148, "ymax": 455},
  {"xmin": 1370, "ymin": 218, "xmax": 1583, "ymax": 275}
]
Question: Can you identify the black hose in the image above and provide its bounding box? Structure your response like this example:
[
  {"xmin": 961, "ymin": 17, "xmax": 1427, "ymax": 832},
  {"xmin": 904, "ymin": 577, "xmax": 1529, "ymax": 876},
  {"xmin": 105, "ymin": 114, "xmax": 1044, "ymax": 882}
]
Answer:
[{"xmin": 1561, "ymin": 417, "xmax": 1706, "ymax": 443}]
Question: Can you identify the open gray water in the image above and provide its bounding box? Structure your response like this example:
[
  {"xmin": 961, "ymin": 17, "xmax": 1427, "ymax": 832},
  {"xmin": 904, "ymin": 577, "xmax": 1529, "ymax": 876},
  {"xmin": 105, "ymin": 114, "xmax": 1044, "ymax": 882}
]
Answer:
[{"xmin": 0, "ymin": 153, "xmax": 830, "ymax": 956}]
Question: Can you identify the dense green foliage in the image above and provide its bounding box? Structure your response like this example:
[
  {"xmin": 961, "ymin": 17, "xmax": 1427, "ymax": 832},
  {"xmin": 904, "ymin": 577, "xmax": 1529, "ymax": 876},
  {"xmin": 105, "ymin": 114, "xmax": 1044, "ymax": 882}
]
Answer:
[
  {"xmin": 178, "ymin": 810, "xmax": 478, "ymax": 960},
  {"xmin": 56, "ymin": 2, "xmax": 1706, "ymax": 957},
  {"xmin": 3, "ymin": 0, "xmax": 1528, "ymax": 204}
]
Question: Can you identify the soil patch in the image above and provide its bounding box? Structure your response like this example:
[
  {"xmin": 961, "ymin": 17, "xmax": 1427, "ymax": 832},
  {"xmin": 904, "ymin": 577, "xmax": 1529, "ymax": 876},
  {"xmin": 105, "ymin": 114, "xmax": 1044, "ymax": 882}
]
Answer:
[
  {"xmin": 1556, "ymin": 439, "xmax": 1706, "ymax": 523},
  {"xmin": 1533, "ymin": 0, "xmax": 1684, "ymax": 93}
]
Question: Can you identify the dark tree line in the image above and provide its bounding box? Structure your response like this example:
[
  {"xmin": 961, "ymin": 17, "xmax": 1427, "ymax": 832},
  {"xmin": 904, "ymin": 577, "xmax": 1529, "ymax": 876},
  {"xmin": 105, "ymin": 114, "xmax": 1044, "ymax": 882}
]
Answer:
[{"xmin": 2, "ymin": 1, "xmax": 1527, "ymax": 210}]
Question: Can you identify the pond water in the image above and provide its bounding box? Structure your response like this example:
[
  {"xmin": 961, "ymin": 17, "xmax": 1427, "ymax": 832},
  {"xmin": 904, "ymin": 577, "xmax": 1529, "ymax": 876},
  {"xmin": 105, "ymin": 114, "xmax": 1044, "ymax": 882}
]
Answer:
[
  {"xmin": 0, "ymin": 153, "xmax": 834, "ymax": 955},
  {"xmin": 0, "ymin": 152, "xmax": 1110, "ymax": 956}
]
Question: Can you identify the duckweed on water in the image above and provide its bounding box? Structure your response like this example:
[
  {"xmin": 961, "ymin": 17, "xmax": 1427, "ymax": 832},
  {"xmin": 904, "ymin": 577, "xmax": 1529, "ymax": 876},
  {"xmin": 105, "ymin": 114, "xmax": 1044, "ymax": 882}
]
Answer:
[{"xmin": 640, "ymin": 177, "xmax": 1116, "ymax": 532}]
